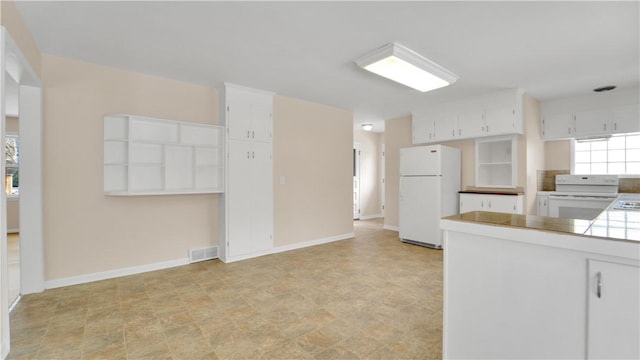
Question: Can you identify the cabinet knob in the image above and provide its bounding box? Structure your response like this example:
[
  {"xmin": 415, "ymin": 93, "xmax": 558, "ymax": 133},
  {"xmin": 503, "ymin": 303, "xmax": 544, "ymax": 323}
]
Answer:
[
  {"xmin": 603, "ymin": 123, "xmax": 607, "ymax": 131},
  {"xmin": 481, "ymin": 201, "xmax": 484, "ymax": 208},
  {"xmin": 596, "ymin": 272, "xmax": 602, "ymax": 298},
  {"xmin": 247, "ymin": 130, "xmax": 250, "ymax": 139},
  {"xmin": 452, "ymin": 129, "xmax": 455, "ymax": 136},
  {"xmin": 614, "ymin": 123, "xmax": 618, "ymax": 131},
  {"xmin": 568, "ymin": 127, "xmax": 571, "ymax": 134},
  {"xmin": 458, "ymin": 129, "xmax": 461, "ymax": 136},
  {"xmin": 486, "ymin": 125, "xmax": 489, "ymax": 133}
]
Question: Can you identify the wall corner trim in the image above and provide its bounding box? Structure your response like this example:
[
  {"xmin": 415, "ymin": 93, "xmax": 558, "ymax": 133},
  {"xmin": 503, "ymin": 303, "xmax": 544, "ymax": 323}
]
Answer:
[{"xmin": 44, "ymin": 258, "xmax": 190, "ymax": 290}]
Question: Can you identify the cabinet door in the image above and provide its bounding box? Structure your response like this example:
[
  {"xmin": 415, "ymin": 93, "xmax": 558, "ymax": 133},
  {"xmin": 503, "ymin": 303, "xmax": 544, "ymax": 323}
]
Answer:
[
  {"xmin": 611, "ymin": 104, "xmax": 640, "ymax": 134},
  {"xmin": 537, "ymin": 195, "xmax": 549, "ymax": 216},
  {"xmin": 542, "ymin": 113, "xmax": 574, "ymax": 140},
  {"xmin": 250, "ymin": 142, "xmax": 273, "ymax": 253},
  {"xmin": 434, "ymin": 112, "xmax": 458, "ymax": 141},
  {"xmin": 227, "ymin": 140, "xmax": 254, "ymax": 257},
  {"xmin": 251, "ymin": 104, "xmax": 272, "ymax": 143},
  {"xmin": 459, "ymin": 194, "xmax": 485, "ymax": 213},
  {"xmin": 412, "ymin": 113, "xmax": 433, "ymax": 144},
  {"xmin": 457, "ymin": 110, "xmax": 484, "ymax": 139},
  {"xmin": 574, "ymin": 109, "xmax": 610, "ymax": 137},
  {"xmin": 227, "ymin": 101, "xmax": 252, "ymax": 141},
  {"xmin": 486, "ymin": 195, "xmax": 519, "ymax": 214},
  {"xmin": 587, "ymin": 260, "xmax": 640, "ymax": 360},
  {"xmin": 484, "ymin": 106, "xmax": 516, "ymax": 136}
]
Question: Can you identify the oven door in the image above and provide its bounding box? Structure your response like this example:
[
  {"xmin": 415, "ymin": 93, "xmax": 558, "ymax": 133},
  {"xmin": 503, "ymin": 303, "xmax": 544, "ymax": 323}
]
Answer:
[{"xmin": 548, "ymin": 195, "xmax": 615, "ymax": 220}]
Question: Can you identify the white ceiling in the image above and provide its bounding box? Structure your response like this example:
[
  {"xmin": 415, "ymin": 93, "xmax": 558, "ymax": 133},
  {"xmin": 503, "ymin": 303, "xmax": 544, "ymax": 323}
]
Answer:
[{"xmin": 15, "ymin": 1, "xmax": 639, "ymax": 132}]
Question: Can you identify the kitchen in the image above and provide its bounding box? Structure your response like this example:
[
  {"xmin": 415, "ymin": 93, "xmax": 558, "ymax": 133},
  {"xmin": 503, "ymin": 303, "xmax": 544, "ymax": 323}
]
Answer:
[{"xmin": 0, "ymin": 1, "xmax": 638, "ymax": 359}]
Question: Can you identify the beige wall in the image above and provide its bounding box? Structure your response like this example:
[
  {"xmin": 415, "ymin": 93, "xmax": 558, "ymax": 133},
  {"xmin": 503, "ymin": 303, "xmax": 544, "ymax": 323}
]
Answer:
[
  {"xmin": 273, "ymin": 96, "xmax": 353, "ymax": 247},
  {"xmin": 354, "ymin": 130, "xmax": 382, "ymax": 218},
  {"xmin": 383, "ymin": 116, "xmax": 412, "ymax": 229},
  {"xmin": 523, "ymin": 93, "xmax": 544, "ymax": 214},
  {"xmin": 6, "ymin": 199, "xmax": 18, "ymax": 231},
  {"xmin": 6, "ymin": 117, "xmax": 18, "ymax": 133},
  {"xmin": 0, "ymin": 0, "xmax": 41, "ymax": 77},
  {"xmin": 545, "ymin": 140, "xmax": 571, "ymax": 170},
  {"xmin": 42, "ymin": 54, "xmax": 220, "ymax": 281}
]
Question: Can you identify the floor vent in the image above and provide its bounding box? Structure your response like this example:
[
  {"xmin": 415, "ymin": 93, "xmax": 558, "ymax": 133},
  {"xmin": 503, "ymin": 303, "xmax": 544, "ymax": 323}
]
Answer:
[{"xmin": 189, "ymin": 246, "xmax": 218, "ymax": 263}]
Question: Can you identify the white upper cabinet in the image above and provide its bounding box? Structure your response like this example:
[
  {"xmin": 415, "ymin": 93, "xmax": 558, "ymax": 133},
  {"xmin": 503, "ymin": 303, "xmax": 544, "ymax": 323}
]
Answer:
[
  {"xmin": 611, "ymin": 103, "xmax": 640, "ymax": 134},
  {"xmin": 434, "ymin": 110, "xmax": 459, "ymax": 140},
  {"xmin": 412, "ymin": 88, "xmax": 524, "ymax": 144},
  {"xmin": 542, "ymin": 113, "xmax": 574, "ymax": 140},
  {"xmin": 574, "ymin": 109, "xmax": 610, "ymax": 138},
  {"xmin": 456, "ymin": 106, "xmax": 484, "ymax": 139},
  {"xmin": 483, "ymin": 89, "xmax": 524, "ymax": 136},
  {"xmin": 411, "ymin": 111, "xmax": 434, "ymax": 144},
  {"xmin": 542, "ymin": 87, "xmax": 639, "ymax": 140}
]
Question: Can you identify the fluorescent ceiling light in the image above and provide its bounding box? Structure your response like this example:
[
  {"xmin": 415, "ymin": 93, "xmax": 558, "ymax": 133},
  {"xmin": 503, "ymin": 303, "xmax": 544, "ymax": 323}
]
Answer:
[
  {"xmin": 362, "ymin": 124, "xmax": 373, "ymax": 131},
  {"xmin": 355, "ymin": 42, "xmax": 458, "ymax": 92}
]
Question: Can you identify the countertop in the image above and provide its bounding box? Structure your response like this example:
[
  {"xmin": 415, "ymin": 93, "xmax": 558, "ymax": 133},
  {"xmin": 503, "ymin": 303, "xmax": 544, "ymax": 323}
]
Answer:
[
  {"xmin": 459, "ymin": 187, "xmax": 524, "ymax": 195},
  {"xmin": 443, "ymin": 193, "xmax": 640, "ymax": 243}
]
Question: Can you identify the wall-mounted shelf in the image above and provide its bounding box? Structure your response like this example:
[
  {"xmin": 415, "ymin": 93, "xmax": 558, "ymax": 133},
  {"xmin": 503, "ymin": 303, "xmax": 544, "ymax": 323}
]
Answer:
[
  {"xmin": 104, "ymin": 114, "xmax": 224, "ymax": 196},
  {"xmin": 475, "ymin": 135, "xmax": 517, "ymax": 188}
]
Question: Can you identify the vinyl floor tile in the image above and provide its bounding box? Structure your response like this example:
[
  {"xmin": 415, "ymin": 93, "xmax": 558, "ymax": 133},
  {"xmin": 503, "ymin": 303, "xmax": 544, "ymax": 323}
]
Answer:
[{"xmin": 7, "ymin": 219, "xmax": 443, "ymax": 359}]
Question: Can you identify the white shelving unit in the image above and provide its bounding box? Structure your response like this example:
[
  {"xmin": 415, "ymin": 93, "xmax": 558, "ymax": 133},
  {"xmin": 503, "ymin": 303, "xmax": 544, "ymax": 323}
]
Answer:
[
  {"xmin": 475, "ymin": 135, "xmax": 517, "ymax": 188},
  {"xmin": 104, "ymin": 114, "xmax": 224, "ymax": 195}
]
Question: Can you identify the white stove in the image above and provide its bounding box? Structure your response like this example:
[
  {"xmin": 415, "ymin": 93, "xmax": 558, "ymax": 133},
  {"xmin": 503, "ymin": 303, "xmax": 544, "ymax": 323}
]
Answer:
[{"xmin": 549, "ymin": 175, "xmax": 619, "ymax": 220}]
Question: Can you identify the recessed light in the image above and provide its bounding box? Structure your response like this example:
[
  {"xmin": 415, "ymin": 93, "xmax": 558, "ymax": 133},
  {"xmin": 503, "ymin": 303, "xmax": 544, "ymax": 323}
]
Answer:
[
  {"xmin": 593, "ymin": 85, "xmax": 616, "ymax": 92},
  {"xmin": 362, "ymin": 124, "xmax": 373, "ymax": 131}
]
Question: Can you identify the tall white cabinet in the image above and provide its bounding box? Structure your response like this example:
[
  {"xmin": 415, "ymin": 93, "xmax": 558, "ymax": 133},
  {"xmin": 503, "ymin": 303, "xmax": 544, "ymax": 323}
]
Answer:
[{"xmin": 221, "ymin": 84, "xmax": 274, "ymax": 262}]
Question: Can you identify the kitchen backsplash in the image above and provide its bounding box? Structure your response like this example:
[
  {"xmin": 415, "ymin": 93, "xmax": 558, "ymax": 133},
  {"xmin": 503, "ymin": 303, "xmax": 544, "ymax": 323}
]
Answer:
[
  {"xmin": 537, "ymin": 170, "xmax": 640, "ymax": 193},
  {"xmin": 537, "ymin": 170, "xmax": 570, "ymax": 191},
  {"xmin": 620, "ymin": 178, "xmax": 640, "ymax": 193}
]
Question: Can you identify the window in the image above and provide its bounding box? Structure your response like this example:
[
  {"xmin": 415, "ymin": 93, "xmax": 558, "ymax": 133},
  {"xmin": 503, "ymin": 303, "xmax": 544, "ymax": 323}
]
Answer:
[
  {"xmin": 574, "ymin": 133, "xmax": 640, "ymax": 175},
  {"xmin": 5, "ymin": 135, "xmax": 19, "ymax": 195}
]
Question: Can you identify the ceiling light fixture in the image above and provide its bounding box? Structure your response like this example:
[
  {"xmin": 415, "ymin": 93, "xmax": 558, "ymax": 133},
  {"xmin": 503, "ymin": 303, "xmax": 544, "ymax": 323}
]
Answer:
[
  {"xmin": 593, "ymin": 85, "xmax": 616, "ymax": 92},
  {"xmin": 355, "ymin": 42, "xmax": 458, "ymax": 92},
  {"xmin": 362, "ymin": 124, "xmax": 373, "ymax": 131}
]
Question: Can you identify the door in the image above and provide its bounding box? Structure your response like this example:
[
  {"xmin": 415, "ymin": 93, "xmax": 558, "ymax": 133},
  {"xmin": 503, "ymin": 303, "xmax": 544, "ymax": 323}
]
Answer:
[
  {"xmin": 227, "ymin": 140, "xmax": 253, "ymax": 257},
  {"xmin": 459, "ymin": 193, "xmax": 484, "ymax": 213},
  {"xmin": 250, "ymin": 142, "xmax": 273, "ymax": 253},
  {"xmin": 399, "ymin": 176, "xmax": 442, "ymax": 246},
  {"xmin": 457, "ymin": 108, "xmax": 484, "ymax": 139},
  {"xmin": 548, "ymin": 196, "xmax": 613, "ymax": 220},
  {"xmin": 400, "ymin": 146, "xmax": 441, "ymax": 176},
  {"xmin": 353, "ymin": 144, "xmax": 361, "ymax": 219},
  {"xmin": 587, "ymin": 259, "xmax": 640, "ymax": 359},
  {"xmin": 486, "ymin": 194, "xmax": 518, "ymax": 214},
  {"xmin": 484, "ymin": 105, "xmax": 515, "ymax": 135}
]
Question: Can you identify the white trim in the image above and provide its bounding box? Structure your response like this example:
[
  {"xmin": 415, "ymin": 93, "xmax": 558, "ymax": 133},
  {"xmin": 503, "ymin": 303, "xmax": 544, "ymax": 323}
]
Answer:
[
  {"xmin": 359, "ymin": 214, "xmax": 383, "ymax": 220},
  {"xmin": 222, "ymin": 232, "xmax": 355, "ymax": 264},
  {"xmin": 271, "ymin": 232, "xmax": 354, "ymax": 255},
  {"xmin": 383, "ymin": 225, "xmax": 400, "ymax": 231},
  {"xmin": 44, "ymin": 257, "xmax": 189, "ymax": 290}
]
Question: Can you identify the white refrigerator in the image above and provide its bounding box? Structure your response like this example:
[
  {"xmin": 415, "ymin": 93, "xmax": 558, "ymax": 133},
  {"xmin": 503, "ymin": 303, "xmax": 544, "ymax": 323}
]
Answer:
[{"xmin": 399, "ymin": 145, "xmax": 461, "ymax": 248}]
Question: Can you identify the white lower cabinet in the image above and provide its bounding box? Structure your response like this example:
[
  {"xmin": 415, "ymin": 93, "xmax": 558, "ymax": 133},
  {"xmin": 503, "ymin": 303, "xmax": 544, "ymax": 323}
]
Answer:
[
  {"xmin": 537, "ymin": 193, "xmax": 549, "ymax": 216},
  {"xmin": 587, "ymin": 259, "xmax": 640, "ymax": 360},
  {"xmin": 459, "ymin": 193, "xmax": 524, "ymax": 214}
]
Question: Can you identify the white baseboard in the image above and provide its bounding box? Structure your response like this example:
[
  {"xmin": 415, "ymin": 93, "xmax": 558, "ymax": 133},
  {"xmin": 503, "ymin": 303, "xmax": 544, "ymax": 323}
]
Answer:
[
  {"xmin": 359, "ymin": 214, "xmax": 383, "ymax": 220},
  {"xmin": 383, "ymin": 224, "xmax": 399, "ymax": 232},
  {"xmin": 271, "ymin": 232, "xmax": 354, "ymax": 255},
  {"xmin": 44, "ymin": 257, "xmax": 189, "ymax": 289},
  {"xmin": 221, "ymin": 232, "xmax": 355, "ymax": 263}
]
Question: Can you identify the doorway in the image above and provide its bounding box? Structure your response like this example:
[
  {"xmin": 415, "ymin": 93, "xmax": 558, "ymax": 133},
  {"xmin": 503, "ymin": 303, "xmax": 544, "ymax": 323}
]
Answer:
[
  {"xmin": 353, "ymin": 143, "xmax": 361, "ymax": 220},
  {"xmin": 1, "ymin": 28, "xmax": 44, "ymax": 358}
]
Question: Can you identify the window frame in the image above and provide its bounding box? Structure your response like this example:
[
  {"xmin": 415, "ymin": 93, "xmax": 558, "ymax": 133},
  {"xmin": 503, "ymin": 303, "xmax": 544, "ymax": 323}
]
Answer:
[{"xmin": 571, "ymin": 132, "xmax": 640, "ymax": 178}]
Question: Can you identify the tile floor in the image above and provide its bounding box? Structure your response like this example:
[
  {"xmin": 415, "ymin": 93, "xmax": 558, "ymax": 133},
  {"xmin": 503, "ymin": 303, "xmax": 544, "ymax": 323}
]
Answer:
[{"xmin": 8, "ymin": 219, "xmax": 443, "ymax": 359}]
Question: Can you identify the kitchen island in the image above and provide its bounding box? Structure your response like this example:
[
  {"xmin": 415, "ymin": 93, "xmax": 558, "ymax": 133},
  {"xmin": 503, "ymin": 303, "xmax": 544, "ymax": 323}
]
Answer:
[{"xmin": 440, "ymin": 194, "xmax": 640, "ymax": 359}]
